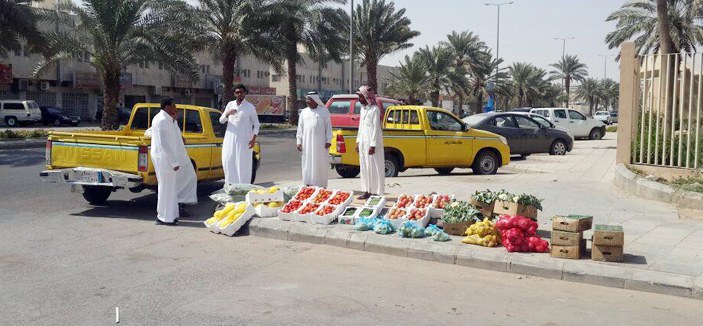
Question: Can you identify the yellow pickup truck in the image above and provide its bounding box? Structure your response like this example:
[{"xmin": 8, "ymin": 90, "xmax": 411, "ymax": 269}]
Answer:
[
  {"xmin": 329, "ymin": 105, "xmax": 510, "ymax": 178},
  {"xmin": 40, "ymin": 104, "xmax": 261, "ymax": 204}
]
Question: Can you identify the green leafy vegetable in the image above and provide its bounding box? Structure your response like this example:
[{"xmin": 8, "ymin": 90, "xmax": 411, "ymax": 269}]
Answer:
[{"xmin": 441, "ymin": 201, "xmax": 482, "ymax": 224}]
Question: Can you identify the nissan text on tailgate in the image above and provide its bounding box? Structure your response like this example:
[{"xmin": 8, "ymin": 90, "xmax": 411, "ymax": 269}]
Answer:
[
  {"xmin": 329, "ymin": 105, "xmax": 510, "ymax": 178},
  {"xmin": 40, "ymin": 104, "xmax": 260, "ymax": 204}
]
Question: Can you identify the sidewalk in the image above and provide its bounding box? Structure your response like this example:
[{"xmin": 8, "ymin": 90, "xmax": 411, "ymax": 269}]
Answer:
[{"xmin": 261, "ymin": 134, "xmax": 703, "ymax": 299}]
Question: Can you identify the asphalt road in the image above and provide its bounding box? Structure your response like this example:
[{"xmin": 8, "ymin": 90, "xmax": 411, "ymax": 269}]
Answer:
[{"xmin": 0, "ymin": 136, "xmax": 700, "ymax": 325}]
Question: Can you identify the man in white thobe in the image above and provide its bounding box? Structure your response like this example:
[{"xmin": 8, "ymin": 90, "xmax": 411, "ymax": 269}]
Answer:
[
  {"xmin": 297, "ymin": 92, "xmax": 333, "ymax": 187},
  {"xmin": 150, "ymin": 98, "xmax": 197, "ymax": 225},
  {"xmin": 220, "ymin": 84, "xmax": 260, "ymax": 184},
  {"xmin": 355, "ymin": 86, "xmax": 385, "ymax": 199}
]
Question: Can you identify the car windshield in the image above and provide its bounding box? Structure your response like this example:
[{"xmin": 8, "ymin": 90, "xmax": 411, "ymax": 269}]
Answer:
[
  {"xmin": 28, "ymin": 102, "xmax": 40, "ymax": 110},
  {"xmin": 462, "ymin": 115, "xmax": 486, "ymax": 126}
]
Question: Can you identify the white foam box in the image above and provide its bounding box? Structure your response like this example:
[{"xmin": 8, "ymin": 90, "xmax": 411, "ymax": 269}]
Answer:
[
  {"xmin": 310, "ymin": 204, "xmax": 342, "ymax": 225},
  {"xmin": 354, "ymin": 206, "xmax": 379, "ymax": 223},
  {"xmin": 255, "ymin": 205, "xmax": 281, "ymax": 218},
  {"xmin": 205, "ymin": 202, "xmax": 244, "ymax": 233},
  {"xmin": 391, "ymin": 194, "xmax": 415, "ymax": 211},
  {"xmin": 328, "ymin": 191, "xmax": 354, "ymax": 208},
  {"xmin": 295, "ymin": 203, "xmax": 322, "ymax": 223},
  {"xmin": 219, "ymin": 204, "xmax": 256, "ymax": 236},
  {"xmin": 428, "ymin": 194, "xmax": 455, "ymax": 218},
  {"xmin": 405, "ymin": 207, "xmax": 431, "ymax": 228},
  {"xmin": 278, "ymin": 201, "xmax": 303, "ymax": 221},
  {"xmin": 245, "ymin": 190, "xmax": 285, "ymax": 205},
  {"xmin": 411, "ymin": 194, "xmax": 436, "ymax": 210},
  {"xmin": 338, "ymin": 206, "xmax": 360, "ymax": 225},
  {"xmin": 364, "ymin": 195, "xmax": 386, "ymax": 209},
  {"xmin": 292, "ymin": 186, "xmax": 320, "ymax": 202}
]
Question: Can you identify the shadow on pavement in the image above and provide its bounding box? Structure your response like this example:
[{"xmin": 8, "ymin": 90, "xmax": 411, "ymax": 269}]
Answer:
[{"xmin": 0, "ymin": 150, "xmax": 45, "ymax": 167}]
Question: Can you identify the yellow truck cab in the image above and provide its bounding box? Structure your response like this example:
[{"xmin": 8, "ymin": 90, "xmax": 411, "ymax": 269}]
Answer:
[
  {"xmin": 40, "ymin": 103, "xmax": 261, "ymax": 204},
  {"xmin": 329, "ymin": 105, "xmax": 510, "ymax": 177}
]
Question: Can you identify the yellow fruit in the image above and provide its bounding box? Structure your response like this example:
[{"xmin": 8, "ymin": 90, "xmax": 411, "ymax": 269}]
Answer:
[
  {"xmin": 221, "ymin": 203, "xmax": 236, "ymax": 215},
  {"xmin": 220, "ymin": 220, "xmax": 234, "ymax": 228},
  {"xmin": 269, "ymin": 186, "xmax": 279, "ymax": 193},
  {"xmin": 206, "ymin": 217, "xmax": 218, "ymax": 225},
  {"xmin": 268, "ymin": 202, "xmax": 281, "ymax": 208},
  {"xmin": 214, "ymin": 210, "xmax": 223, "ymax": 219}
]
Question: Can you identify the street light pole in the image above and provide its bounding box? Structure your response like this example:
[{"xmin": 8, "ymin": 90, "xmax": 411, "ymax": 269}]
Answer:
[
  {"xmin": 485, "ymin": 1, "xmax": 513, "ymax": 111},
  {"xmin": 554, "ymin": 37, "xmax": 575, "ymax": 91},
  {"xmin": 349, "ymin": 0, "xmax": 354, "ymax": 94},
  {"xmin": 599, "ymin": 54, "xmax": 615, "ymax": 79}
]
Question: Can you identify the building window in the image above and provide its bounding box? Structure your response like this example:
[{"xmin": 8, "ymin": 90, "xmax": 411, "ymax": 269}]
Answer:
[
  {"xmin": 256, "ymin": 71, "xmax": 261, "ymax": 79},
  {"xmin": 144, "ymin": 61, "xmax": 149, "ymax": 69},
  {"xmin": 272, "ymin": 75, "xmax": 281, "ymax": 82}
]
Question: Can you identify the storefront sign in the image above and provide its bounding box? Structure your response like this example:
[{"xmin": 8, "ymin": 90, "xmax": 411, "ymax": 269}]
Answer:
[
  {"xmin": 248, "ymin": 95, "xmax": 285, "ymax": 116},
  {"xmin": 73, "ymin": 72, "xmax": 100, "ymax": 89},
  {"xmin": 120, "ymin": 72, "xmax": 133, "ymax": 88},
  {"xmin": 173, "ymin": 75, "xmax": 192, "ymax": 88},
  {"xmin": 0, "ymin": 63, "xmax": 13, "ymax": 84},
  {"xmin": 248, "ymin": 86, "xmax": 276, "ymax": 95}
]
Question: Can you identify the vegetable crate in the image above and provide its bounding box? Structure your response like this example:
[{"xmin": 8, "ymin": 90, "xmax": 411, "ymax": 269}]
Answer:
[
  {"xmin": 364, "ymin": 195, "xmax": 386, "ymax": 209},
  {"xmin": 469, "ymin": 198, "xmax": 495, "ymax": 218},
  {"xmin": 338, "ymin": 206, "xmax": 360, "ymax": 225},
  {"xmin": 429, "ymin": 194, "xmax": 454, "ymax": 218},
  {"xmin": 443, "ymin": 221, "xmax": 473, "ymax": 236},
  {"xmin": 310, "ymin": 205, "xmax": 342, "ymax": 225},
  {"xmin": 246, "ymin": 191, "xmax": 285, "ymax": 205},
  {"xmin": 355, "ymin": 206, "xmax": 379, "ymax": 223},
  {"xmin": 492, "ymin": 200, "xmax": 538, "ymax": 219},
  {"xmin": 219, "ymin": 204, "xmax": 256, "ymax": 236},
  {"xmin": 255, "ymin": 205, "xmax": 280, "ymax": 218}
]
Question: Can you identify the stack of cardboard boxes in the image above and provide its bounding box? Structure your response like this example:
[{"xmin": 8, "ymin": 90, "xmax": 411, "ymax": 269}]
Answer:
[
  {"xmin": 550, "ymin": 215, "xmax": 593, "ymax": 259},
  {"xmin": 591, "ymin": 225, "xmax": 624, "ymax": 262}
]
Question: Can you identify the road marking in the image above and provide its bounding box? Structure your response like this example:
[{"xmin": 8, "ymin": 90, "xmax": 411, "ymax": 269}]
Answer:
[{"xmin": 116, "ymin": 307, "xmax": 119, "ymax": 323}]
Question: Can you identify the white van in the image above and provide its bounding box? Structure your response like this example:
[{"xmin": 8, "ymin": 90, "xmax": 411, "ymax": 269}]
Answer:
[
  {"xmin": 530, "ymin": 108, "xmax": 607, "ymax": 140},
  {"xmin": 0, "ymin": 100, "xmax": 42, "ymax": 127}
]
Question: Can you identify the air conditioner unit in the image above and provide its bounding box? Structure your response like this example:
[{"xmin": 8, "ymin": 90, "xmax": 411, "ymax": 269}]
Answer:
[
  {"xmin": 184, "ymin": 89, "xmax": 192, "ymax": 96},
  {"xmin": 40, "ymin": 81, "xmax": 50, "ymax": 91}
]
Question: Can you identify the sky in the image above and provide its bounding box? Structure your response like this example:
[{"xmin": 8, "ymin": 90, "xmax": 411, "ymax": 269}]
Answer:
[{"xmin": 74, "ymin": 0, "xmax": 628, "ymax": 81}]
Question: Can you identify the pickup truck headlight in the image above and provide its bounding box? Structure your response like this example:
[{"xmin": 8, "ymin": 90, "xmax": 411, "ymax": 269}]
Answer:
[{"xmin": 499, "ymin": 136, "xmax": 508, "ymax": 145}]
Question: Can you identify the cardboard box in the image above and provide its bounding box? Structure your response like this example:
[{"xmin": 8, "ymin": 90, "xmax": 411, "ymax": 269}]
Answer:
[
  {"xmin": 591, "ymin": 244, "xmax": 624, "ymax": 262},
  {"xmin": 593, "ymin": 224, "xmax": 624, "ymax": 246},
  {"xmin": 492, "ymin": 200, "xmax": 538, "ymax": 219},
  {"xmin": 469, "ymin": 198, "xmax": 495, "ymax": 218},
  {"xmin": 550, "ymin": 230, "xmax": 583, "ymax": 246},
  {"xmin": 442, "ymin": 221, "xmax": 473, "ymax": 236},
  {"xmin": 550, "ymin": 239, "xmax": 587, "ymax": 259},
  {"xmin": 552, "ymin": 215, "xmax": 593, "ymax": 232}
]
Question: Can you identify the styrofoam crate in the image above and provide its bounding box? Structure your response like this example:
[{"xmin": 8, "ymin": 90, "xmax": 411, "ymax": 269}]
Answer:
[
  {"xmin": 405, "ymin": 207, "xmax": 431, "ymax": 228},
  {"xmin": 219, "ymin": 204, "xmax": 256, "ymax": 236},
  {"xmin": 292, "ymin": 186, "xmax": 320, "ymax": 202},
  {"xmin": 255, "ymin": 204, "xmax": 281, "ymax": 218},
  {"xmin": 327, "ymin": 190, "xmax": 353, "ymax": 207},
  {"xmin": 308, "ymin": 188, "xmax": 337, "ymax": 206},
  {"xmin": 338, "ymin": 206, "xmax": 360, "ymax": 225},
  {"xmin": 385, "ymin": 207, "xmax": 408, "ymax": 229},
  {"xmin": 310, "ymin": 204, "xmax": 342, "ymax": 225},
  {"xmin": 364, "ymin": 195, "xmax": 386, "ymax": 208},
  {"xmin": 295, "ymin": 203, "xmax": 322, "ymax": 223},
  {"xmin": 354, "ymin": 206, "xmax": 379, "ymax": 224},
  {"xmin": 246, "ymin": 190, "xmax": 285, "ymax": 204},
  {"xmin": 391, "ymin": 194, "xmax": 415, "ymax": 210},
  {"xmin": 278, "ymin": 200, "xmax": 304, "ymax": 221},
  {"xmin": 429, "ymin": 194, "xmax": 455, "ymax": 218},
  {"xmin": 411, "ymin": 194, "xmax": 436, "ymax": 210}
]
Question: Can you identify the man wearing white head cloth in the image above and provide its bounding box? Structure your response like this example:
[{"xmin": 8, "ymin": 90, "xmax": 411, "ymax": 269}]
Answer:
[
  {"xmin": 296, "ymin": 92, "xmax": 333, "ymax": 187},
  {"xmin": 355, "ymin": 85, "xmax": 385, "ymax": 199}
]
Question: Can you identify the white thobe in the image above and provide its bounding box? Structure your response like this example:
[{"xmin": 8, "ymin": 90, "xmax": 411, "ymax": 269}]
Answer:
[
  {"xmin": 219, "ymin": 99, "xmax": 260, "ymax": 184},
  {"xmin": 357, "ymin": 104, "xmax": 385, "ymax": 195},
  {"xmin": 297, "ymin": 106, "xmax": 333, "ymax": 187},
  {"xmin": 150, "ymin": 111, "xmax": 198, "ymax": 223}
]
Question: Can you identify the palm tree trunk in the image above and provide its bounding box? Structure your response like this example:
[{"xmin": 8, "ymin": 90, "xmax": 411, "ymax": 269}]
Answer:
[
  {"xmin": 589, "ymin": 96, "xmax": 594, "ymax": 116},
  {"xmin": 430, "ymin": 81, "xmax": 440, "ymax": 107},
  {"xmin": 317, "ymin": 58, "xmax": 323, "ymax": 92},
  {"xmin": 518, "ymin": 88, "xmax": 524, "ymax": 108},
  {"xmin": 287, "ymin": 46, "xmax": 299, "ymax": 124},
  {"xmin": 565, "ymin": 77, "xmax": 571, "ymax": 107},
  {"xmin": 367, "ymin": 58, "xmax": 378, "ymax": 92},
  {"xmin": 656, "ymin": 0, "xmax": 674, "ymax": 55},
  {"xmin": 222, "ymin": 51, "xmax": 236, "ymax": 105},
  {"xmin": 476, "ymin": 92, "xmax": 484, "ymax": 114},
  {"xmin": 101, "ymin": 66, "xmax": 121, "ymax": 130}
]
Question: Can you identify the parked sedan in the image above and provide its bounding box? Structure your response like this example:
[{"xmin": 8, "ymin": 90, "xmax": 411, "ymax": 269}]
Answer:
[
  {"xmin": 40, "ymin": 106, "xmax": 80, "ymax": 126},
  {"xmin": 463, "ymin": 112, "xmax": 573, "ymax": 156}
]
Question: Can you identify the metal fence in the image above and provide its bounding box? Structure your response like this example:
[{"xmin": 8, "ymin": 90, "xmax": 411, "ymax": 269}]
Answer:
[{"xmin": 633, "ymin": 53, "xmax": 703, "ymax": 170}]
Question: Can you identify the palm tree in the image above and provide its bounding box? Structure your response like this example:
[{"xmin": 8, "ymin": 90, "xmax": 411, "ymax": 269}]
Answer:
[
  {"xmin": 442, "ymin": 31, "xmax": 488, "ymax": 112},
  {"xmin": 508, "ymin": 62, "xmax": 542, "ymax": 108},
  {"xmin": 386, "ymin": 54, "xmax": 427, "ymax": 103},
  {"xmin": 272, "ymin": 0, "xmax": 348, "ymax": 124},
  {"xmin": 418, "ymin": 46, "xmax": 454, "ymax": 107},
  {"xmin": 191, "ymin": 0, "xmax": 284, "ymax": 105},
  {"xmin": 0, "ymin": 0, "xmax": 47, "ymax": 58},
  {"xmin": 598, "ymin": 78, "xmax": 618, "ymax": 111},
  {"xmin": 354, "ymin": 0, "xmax": 420, "ymax": 92},
  {"xmin": 36, "ymin": 0, "xmax": 199, "ymax": 129},
  {"xmin": 576, "ymin": 78, "xmax": 601, "ymax": 115},
  {"xmin": 549, "ymin": 54, "xmax": 588, "ymax": 107},
  {"xmin": 467, "ymin": 51, "xmax": 509, "ymax": 113}
]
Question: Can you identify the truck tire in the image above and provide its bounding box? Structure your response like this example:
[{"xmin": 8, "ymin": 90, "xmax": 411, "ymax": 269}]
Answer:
[
  {"xmin": 385, "ymin": 155, "xmax": 400, "ymax": 178},
  {"xmin": 336, "ymin": 166, "xmax": 360, "ymax": 178},
  {"xmin": 589, "ymin": 128, "xmax": 603, "ymax": 140},
  {"xmin": 82, "ymin": 186, "xmax": 112, "ymax": 205},
  {"xmin": 5, "ymin": 116, "xmax": 18, "ymax": 127},
  {"xmin": 472, "ymin": 150, "xmax": 499, "ymax": 175},
  {"xmin": 434, "ymin": 168, "xmax": 454, "ymax": 175}
]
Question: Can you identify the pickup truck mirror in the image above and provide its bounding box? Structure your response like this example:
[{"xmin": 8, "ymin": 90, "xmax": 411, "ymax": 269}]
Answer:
[{"xmin": 462, "ymin": 123, "xmax": 469, "ymax": 131}]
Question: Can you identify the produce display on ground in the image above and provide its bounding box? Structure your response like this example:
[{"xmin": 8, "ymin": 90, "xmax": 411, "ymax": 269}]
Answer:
[{"xmin": 462, "ymin": 218, "xmax": 501, "ymax": 247}]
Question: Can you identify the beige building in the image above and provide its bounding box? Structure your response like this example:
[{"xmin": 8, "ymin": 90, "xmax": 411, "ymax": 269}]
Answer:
[{"xmin": 0, "ymin": 0, "xmax": 397, "ymax": 121}]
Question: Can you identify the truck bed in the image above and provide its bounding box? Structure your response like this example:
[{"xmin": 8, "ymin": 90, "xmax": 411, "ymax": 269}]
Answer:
[{"xmin": 48, "ymin": 130, "xmax": 149, "ymax": 174}]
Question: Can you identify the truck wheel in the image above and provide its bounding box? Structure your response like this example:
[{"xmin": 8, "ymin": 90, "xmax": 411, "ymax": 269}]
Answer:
[
  {"xmin": 385, "ymin": 155, "xmax": 400, "ymax": 178},
  {"xmin": 472, "ymin": 150, "xmax": 499, "ymax": 175},
  {"xmin": 5, "ymin": 117, "xmax": 18, "ymax": 127},
  {"xmin": 82, "ymin": 186, "xmax": 112, "ymax": 205},
  {"xmin": 549, "ymin": 139, "xmax": 567, "ymax": 155},
  {"xmin": 589, "ymin": 128, "xmax": 603, "ymax": 140},
  {"xmin": 434, "ymin": 168, "xmax": 454, "ymax": 175},
  {"xmin": 335, "ymin": 166, "xmax": 360, "ymax": 178}
]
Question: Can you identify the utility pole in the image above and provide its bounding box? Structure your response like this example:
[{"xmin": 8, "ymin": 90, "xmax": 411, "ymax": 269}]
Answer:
[
  {"xmin": 599, "ymin": 54, "xmax": 615, "ymax": 79},
  {"xmin": 484, "ymin": 2, "xmax": 513, "ymax": 111},
  {"xmin": 349, "ymin": 0, "xmax": 354, "ymax": 94}
]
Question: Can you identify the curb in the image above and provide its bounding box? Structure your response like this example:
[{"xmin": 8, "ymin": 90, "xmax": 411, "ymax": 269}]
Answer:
[
  {"xmin": 248, "ymin": 218, "xmax": 702, "ymax": 300},
  {"xmin": 0, "ymin": 138, "xmax": 46, "ymax": 150},
  {"xmin": 615, "ymin": 164, "xmax": 703, "ymax": 210}
]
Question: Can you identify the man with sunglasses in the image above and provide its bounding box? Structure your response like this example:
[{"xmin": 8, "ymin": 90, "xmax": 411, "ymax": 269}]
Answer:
[{"xmin": 219, "ymin": 84, "xmax": 260, "ymax": 184}]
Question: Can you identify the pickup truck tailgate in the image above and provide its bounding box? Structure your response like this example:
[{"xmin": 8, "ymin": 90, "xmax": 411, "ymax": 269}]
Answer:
[{"xmin": 48, "ymin": 132, "xmax": 144, "ymax": 174}]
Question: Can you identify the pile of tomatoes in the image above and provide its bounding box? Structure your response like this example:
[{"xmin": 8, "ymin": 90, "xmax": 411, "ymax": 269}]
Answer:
[
  {"xmin": 294, "ymin": 187, "xmax": 316, "ymax": 201},
  {"xmin": 432, "ymin": 195, "xmax": 451, "ymax": 209},
  {"xmin": 312, "ymin": 189, "xmax": 333, "ymax": 203},
  {"xmin": 413, "ymin": 195, "xmax": 433, "ymax": 208},
  {"xmin": 328, "ymin": 191, "xmax": 351, "ymax": 205},
  {"xmin": 298, "ymin": 203, "xmax": 320, "ymax": 214},
  {"xmin": 395, "ymin": 195, "xmax": 413, "ymax": 208},
  {"xmin": 387, "ymin": 208, "xmax": 407, "ymax": 220},
  {"xmin": 315, "ymin": 205, "xmax": 336, "ymax": 216},
  {"xmin": 407, "ymin": 208, "xmax": 427, "ymax": 221},
  {"xmin": 281, "ymin": 200, "xmax": 303, "ymax": 213}
]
